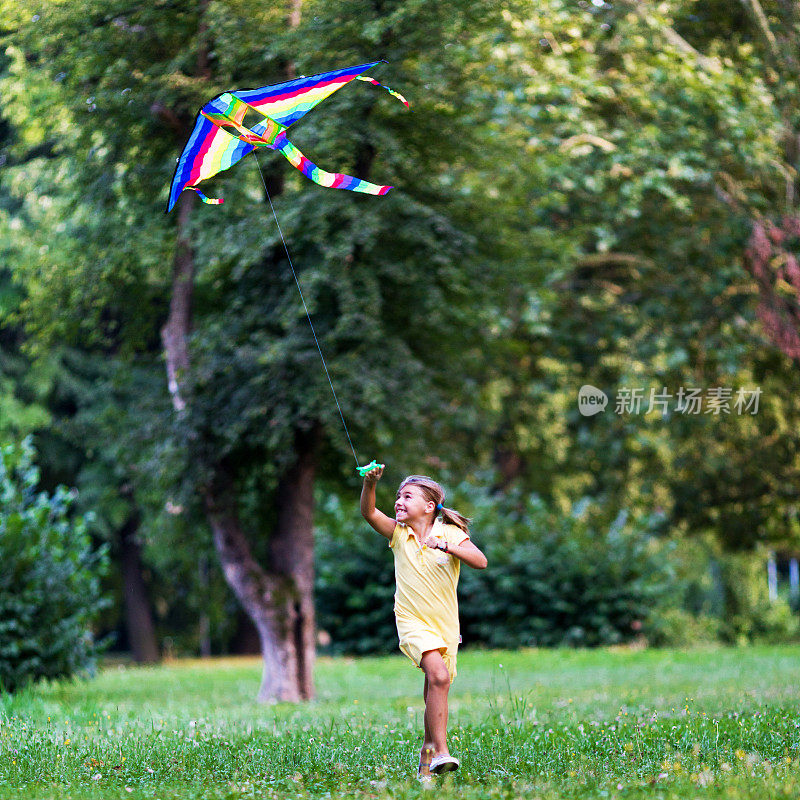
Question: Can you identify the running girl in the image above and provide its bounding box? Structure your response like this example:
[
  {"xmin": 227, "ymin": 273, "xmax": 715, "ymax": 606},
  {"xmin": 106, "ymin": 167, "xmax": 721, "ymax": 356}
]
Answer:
[{"xmin": 360, "ymin": 467, "xmax": 488, "ymax": 779}]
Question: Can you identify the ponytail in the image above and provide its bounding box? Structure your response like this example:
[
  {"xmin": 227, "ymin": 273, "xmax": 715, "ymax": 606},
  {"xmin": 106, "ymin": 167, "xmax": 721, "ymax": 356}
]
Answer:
[{"xmin": 440, "ymin": 505, "xmax": 470, "ymax": 534}]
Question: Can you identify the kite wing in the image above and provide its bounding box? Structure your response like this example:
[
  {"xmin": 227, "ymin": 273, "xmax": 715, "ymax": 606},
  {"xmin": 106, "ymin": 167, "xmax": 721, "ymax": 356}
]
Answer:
[{"xmin": 166, "ymin": 61, "xmax": 408, "ymax": 212}]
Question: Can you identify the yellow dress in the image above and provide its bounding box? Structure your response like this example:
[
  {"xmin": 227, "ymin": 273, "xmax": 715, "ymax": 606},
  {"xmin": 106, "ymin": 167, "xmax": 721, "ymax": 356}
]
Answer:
[{"xmin": 388, "ymin": 519, "xmax": 470, "ymax": 683}]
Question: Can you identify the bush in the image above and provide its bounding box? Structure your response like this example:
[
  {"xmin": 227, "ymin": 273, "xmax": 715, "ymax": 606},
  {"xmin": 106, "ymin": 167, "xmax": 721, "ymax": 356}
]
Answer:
[
  {"xmin": 0, "ymin": 438, "xmax": 109, "ymax": 693},
  {"xmin": 314, "ymin": 485, "xmax": 679, "ymax": 653},
  {"xmin": 716, "ymin": 550, "xmax": 800, "ymax": 645},
  {"xmin": 458, "ymin": 490, "xmax": 677, "ymax": 648},
  {"xmin": 644, "ymin": 607, "xmax": 720, "ymax": 647},
  {"xmin": 640, "ymin": 534, "xmax": 722, "ymax": 647},
  {"xmin": 315, "ymin": 493, "xmax": 396, "ymax": 655}
]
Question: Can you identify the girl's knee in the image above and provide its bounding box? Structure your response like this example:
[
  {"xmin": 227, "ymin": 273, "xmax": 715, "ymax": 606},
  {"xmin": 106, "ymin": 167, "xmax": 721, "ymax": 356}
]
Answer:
[
  {"xmin": 425, "ymin": 662, "xmax": 450, "ymax": 689},
  {"xmin": 430, "ymin": 670, "xmax": 450, "ymax": 690}
]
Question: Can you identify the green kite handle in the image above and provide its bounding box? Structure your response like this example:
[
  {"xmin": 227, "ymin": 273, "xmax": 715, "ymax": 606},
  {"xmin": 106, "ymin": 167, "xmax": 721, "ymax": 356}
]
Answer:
[{"xmin": 357, "ymin": 460, "xmax": 385, "ymax": 477}]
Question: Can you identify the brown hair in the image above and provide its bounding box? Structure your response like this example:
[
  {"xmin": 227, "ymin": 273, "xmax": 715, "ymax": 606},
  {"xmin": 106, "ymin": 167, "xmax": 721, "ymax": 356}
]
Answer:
[{"xmin": 397, "ymin": 475, "xmax": 470, "ymax": 533}]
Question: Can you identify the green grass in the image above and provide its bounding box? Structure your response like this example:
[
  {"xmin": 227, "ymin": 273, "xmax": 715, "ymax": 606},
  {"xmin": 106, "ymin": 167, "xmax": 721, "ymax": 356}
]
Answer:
[{"xmin": 2, "ymin": 645, "xmax": 800, "ymax": 798}]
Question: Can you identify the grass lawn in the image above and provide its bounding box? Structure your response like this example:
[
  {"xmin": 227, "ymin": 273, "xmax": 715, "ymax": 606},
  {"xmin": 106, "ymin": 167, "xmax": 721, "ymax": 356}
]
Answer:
[{"xmin": 1, "ymin": 645, "xmax": 799, "ymax": 799}]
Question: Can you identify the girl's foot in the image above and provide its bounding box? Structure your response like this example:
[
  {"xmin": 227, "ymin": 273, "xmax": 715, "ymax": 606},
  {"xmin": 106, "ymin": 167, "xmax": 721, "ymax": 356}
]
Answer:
[
  {"xmin": 430, "ymin": 754, "xmax": 460, "ymax": 774},
  {"xmin": 418, "ymin": 744, "xmax": 434, "ymax": 781}
]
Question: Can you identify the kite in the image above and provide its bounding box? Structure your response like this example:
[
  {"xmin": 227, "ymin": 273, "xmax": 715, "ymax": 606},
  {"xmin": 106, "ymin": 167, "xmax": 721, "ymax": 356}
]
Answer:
[{"xmin": 166, "ymin": 61, "xmax": 409, "ymax": 212}]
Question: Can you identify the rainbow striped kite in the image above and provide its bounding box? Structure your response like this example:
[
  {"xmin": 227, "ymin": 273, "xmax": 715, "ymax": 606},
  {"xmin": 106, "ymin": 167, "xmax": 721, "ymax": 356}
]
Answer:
[{"xmin": 166, "ymin": 61, "xmax": 408, "ymax": 212}]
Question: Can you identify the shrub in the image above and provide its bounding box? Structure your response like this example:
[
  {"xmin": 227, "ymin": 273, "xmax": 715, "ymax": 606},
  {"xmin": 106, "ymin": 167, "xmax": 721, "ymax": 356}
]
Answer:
[
  {"xmin": 0, "ymin": 438, "xmax": 110, "ymax": 693},
  {"xmin": 644, "ymin": 607, "xmax": 720, "ymax": 647},
  {"xmin": 639, "ymin": 533, "xmax": 722, "ymax": 647},
  {"xmin": 716, "ymin": 550, "xmax": 800, "ymax": 645},
  {"xmin": 314, "ymin": 493, "xmax": 396, "ymax": 655},
  {"xmin": 458, "ymin": 490, "xmax": 677, "ymax": 648}
]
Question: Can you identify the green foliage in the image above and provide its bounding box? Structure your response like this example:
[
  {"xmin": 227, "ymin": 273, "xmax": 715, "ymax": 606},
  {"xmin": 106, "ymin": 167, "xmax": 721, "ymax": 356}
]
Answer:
[
  {"xmin": 2, "ymin": 0, "xmax": 800, "ymax": 657},
  {"xmin": 315, "ymin": 493, "xmax": 396, "ymax": 655},
  {"xmin": 458, "ymin": 491, "xmax": 676, "ymax": 648},
  {"xmin": 644, "ymin": 607, "xmax": 721, "ymax": 648},
  {"xmin": 716, "ymin": 550, "xmax": 800, "ymax": 645},
  {"xmin": 0, "ymin": 47, "xmax": 52, "ymax": 441},
  {"xmin": 463, "ymin": 0, "xmax": 800, "ymax": 554},
  {"xmin": 0, "ymin": 0, "xmax": 507, "ymax": 525},
  {"xmin": 0, "ymin": 343, "xmax": 52, "ymax": 439},
  {"xmin": 0, "ymin": 438, "xmax": 109, "ymax": 693}
]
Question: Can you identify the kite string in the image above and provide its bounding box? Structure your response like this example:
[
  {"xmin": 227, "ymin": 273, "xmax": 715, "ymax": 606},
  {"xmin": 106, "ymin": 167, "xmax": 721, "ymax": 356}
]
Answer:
[{"xmin": 251, "ymin": 150, "xmax": 361, "ymax": 468}]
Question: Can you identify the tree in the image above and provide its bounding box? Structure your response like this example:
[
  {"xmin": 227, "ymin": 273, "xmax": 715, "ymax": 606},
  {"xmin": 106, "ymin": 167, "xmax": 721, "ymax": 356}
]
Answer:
[
  {"xmin": 463, "ymin": 0, "xmax": 800, "ymax": 553},
  {"xmin": 3, "ymin": 0, "xmax": 502, "ymax": 699}
]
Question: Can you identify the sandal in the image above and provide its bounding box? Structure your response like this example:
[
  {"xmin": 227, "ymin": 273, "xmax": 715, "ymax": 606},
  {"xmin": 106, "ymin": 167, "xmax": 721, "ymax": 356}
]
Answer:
[{"xmin": 430, "ymin": 754, "xmax": 460, "ymax": 774}]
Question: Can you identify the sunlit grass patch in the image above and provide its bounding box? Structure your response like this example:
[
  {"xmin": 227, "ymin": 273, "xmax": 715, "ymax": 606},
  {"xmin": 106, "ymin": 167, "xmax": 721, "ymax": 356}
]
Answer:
[{"xmin": 1, "ymin": 645, "xmax": 799, "ymax": 798}]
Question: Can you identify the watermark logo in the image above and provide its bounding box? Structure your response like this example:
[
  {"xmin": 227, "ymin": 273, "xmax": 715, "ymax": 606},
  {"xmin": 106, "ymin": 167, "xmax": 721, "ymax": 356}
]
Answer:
[
  {"xmin": 578, "ymin": 384, "xmax": 608, "ymax": 416},
  {"xmin": 577, "ymin": 386, "xmax": 762, "ymax": 416}
]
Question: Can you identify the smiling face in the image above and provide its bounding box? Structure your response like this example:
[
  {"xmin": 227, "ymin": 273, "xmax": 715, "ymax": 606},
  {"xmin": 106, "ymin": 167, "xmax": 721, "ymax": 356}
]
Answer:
[{"xmin": 395, "ymin": 483, "xmax": 436, "ymax": 524}]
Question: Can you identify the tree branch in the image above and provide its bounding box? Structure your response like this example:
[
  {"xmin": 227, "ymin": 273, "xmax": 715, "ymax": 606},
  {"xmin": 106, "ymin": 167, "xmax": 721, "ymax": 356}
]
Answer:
[
  {"xmin": 161, "ymin": 191, "xmax": 195, "ymax": 412},
  {"xmin": 576, "ymin": 252, "xmax": 654, "ymax": 271},
  {"xmin": 623, "ymin": 0, "xmax": 722, "ymax": 73},
  {"xmin": 739, "ymin": 0, "xmax": 783, "ymax": 66},
  {"xmin": 7, "ymin": 141, "xmax": 59, "ymax": 165},
  {"xmin": 559, "ymin": 134, "xmax": 616, "ymax": 153}
]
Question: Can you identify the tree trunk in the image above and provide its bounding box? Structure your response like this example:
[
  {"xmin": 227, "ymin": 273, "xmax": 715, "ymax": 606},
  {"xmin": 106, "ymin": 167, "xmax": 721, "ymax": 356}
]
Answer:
[
  {"xmin": 269, "ymin": 426, "xmax": 319, "ymax": 700},
  {"xmin": 198, "ymin": 556, "xmax": 211, "ymax": 657},
  {"xmin": 203, "ymin": 463, "xmax": 314, "ymax": 701},
  {"xmin": 118, "ymin": 509, "xmax": 160, "ymax": 664},
  {"xmin": 161, "ymin": 192, "xmax": 195, "ymax": 413},
  {"xmin": 493, "ymin": 444, "xmax": 526, "ymax": 492}
]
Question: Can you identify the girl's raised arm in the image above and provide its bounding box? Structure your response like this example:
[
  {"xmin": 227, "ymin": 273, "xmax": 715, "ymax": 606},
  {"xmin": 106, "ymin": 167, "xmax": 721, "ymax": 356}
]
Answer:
[{"xmin": 360, "ymin": 466, "xmax": 396, "ymax": 539}]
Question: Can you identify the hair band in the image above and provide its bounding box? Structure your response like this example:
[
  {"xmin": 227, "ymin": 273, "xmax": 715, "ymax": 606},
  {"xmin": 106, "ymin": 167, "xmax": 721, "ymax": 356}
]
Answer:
[{"xmin": 436, "ymin": 503, "xmax": 443, "ymax": 511}]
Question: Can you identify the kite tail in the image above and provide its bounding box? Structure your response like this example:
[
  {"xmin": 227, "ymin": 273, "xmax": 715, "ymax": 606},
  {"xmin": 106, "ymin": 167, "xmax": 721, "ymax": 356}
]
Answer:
[
  {"xmin": 189, "ymin": 186, "xmax": 224, "ymax": 205},
  {"xmin": 356, "ymin": 75, "xmax": 410, "ymax": 108},
  {"xmin": 273, "ymin": 133, "xmax": 392, "ymax": 195}
]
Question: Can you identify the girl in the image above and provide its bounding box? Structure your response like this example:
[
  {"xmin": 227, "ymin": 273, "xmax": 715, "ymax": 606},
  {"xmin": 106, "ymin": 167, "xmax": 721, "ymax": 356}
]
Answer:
[{"xmin": 360, "ymin": 466, "xmax": 488, "ymax": 780}]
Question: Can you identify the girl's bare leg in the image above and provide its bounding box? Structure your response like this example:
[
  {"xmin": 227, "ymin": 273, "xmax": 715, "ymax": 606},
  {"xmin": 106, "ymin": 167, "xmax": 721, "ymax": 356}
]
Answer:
[
  {"xmin": 423, "ymin": 675, "xmax": 434, "ymax": 743},
  {"xmin": 419, "ymin": 650, "xmax": 451, "ymax": 756},
  {"xmin": 419, "ymin": 675, "xmax": 435, "ymax": 775}
]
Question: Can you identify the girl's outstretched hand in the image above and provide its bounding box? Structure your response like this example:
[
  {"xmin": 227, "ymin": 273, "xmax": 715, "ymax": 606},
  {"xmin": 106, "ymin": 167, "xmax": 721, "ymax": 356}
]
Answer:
[
  {"xmin": 360, "ymin": 462, "xmax": 394, "ymax": 540},
  {"xmin": 357, "ymin": 459, "xmax": 385, "ymax": 478},
  {"xmin": 362, "ymin": 464, "xmax": 384, "ymax": 484}
]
